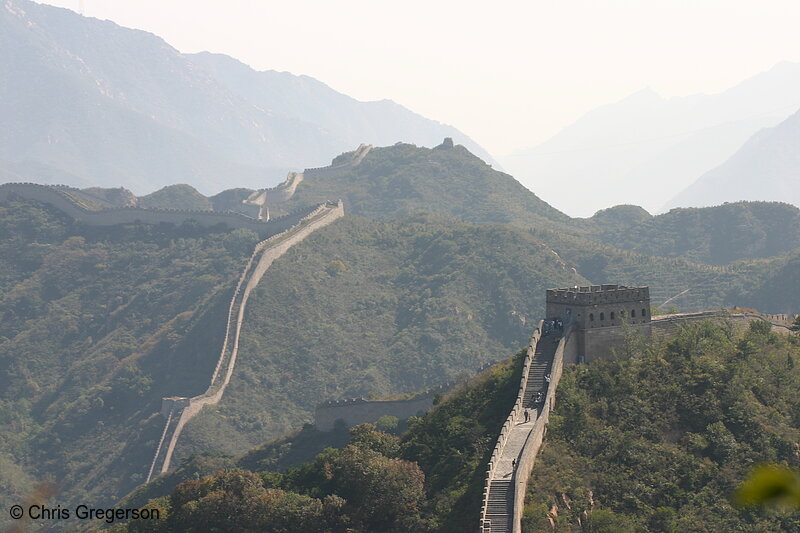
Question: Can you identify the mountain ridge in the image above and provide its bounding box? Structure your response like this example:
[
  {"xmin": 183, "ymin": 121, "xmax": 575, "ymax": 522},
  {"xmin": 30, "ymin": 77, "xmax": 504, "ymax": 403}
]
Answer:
[
  {"xmin": 502, "ymin": 61, "xmax": 800, "ymax": 216},
  {"xmin": 1, "ymin": 0, "xmax": 496, "ymax": 194},
  {"xmin": 665, "ymin": 108, "xmax": 800, "ymax": 210}
]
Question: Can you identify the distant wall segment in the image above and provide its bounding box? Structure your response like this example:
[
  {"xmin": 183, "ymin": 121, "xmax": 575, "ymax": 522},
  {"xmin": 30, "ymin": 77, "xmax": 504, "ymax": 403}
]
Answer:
[
  {"xmin": 0, "ymin": 182, "xmax": 315, "ymax": 237},
  {"xmin": 243, "ymin": 143, "xmax": 372, "ymax": 219},
  {"xmin": 314, "ymin": 393, "xmax": 437, "ymax": 432},
  {"xmin": 313, "ymin": 362, "xmax": 495, "ymax": 432},
  {"xmin": 302, "ymin": 143, "xmax": 372, "ymax": 178},
  {"xmin": 651, "ymin": 310, "xmax": 793, "ymax": 337}
]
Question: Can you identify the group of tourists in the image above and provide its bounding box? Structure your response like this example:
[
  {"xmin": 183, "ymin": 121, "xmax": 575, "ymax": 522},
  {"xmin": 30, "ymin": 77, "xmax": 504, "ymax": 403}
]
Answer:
[
  {"xmin": 542, "ymin": 318, "xmax": 564, "ymax": 336},
  {"xmin": 524, "ymin": 373, "xmax": 553, "ymax": 422}
]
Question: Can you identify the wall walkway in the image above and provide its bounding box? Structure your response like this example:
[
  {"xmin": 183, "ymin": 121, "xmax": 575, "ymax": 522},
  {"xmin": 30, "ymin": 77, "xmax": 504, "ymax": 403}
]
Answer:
[
  {"xmin": 145, "ymin": 200, "xmax": 344, "ymax": 481},
  {"xmin": 479, "ymin": 325, "xmax": 575, "ymax": 533}
]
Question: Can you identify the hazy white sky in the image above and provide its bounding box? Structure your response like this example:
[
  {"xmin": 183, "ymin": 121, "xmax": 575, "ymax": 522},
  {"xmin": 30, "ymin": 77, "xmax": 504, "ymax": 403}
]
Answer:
[{"xmin": 37, "ymin": 0, "xmax": 800, "ymax": 156}]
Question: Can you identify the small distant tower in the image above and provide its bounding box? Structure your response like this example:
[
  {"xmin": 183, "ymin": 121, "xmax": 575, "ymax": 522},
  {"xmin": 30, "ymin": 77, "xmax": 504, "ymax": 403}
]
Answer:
[
  {"xmin": 437, "ymin": 137, "xmax": 454, "ymax": 149},
  {"xmin": 546, "ymin": 285, "xmax": 651, "ymax": 363}
]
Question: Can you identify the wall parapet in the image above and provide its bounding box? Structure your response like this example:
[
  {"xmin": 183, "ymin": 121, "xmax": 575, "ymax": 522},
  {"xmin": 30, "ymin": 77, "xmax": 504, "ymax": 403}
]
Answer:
[{"xmin": 546, "ymin": 284, "xmax": 649, "ymax": 305}]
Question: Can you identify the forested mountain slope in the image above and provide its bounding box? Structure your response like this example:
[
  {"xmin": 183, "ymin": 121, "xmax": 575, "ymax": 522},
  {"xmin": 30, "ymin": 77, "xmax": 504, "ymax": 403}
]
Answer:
[
  {"xmin": 114, "ymin": 322, "xmax": 800, "ymax": 533},
  {"xmin": 170, "ymin": 215, "xmax": 587, "ymax": 462},
  {"xmin": 0, "ymin": 198, "xmax": 589, "ymax": 523},
  {"xmin": 138, "ymin": 185, "xmax": 215, "ymax": 211},
  {"xmin": 165, "ymin": 212, "xmax": 799, "ymax": 467},
  {"xmin": 277, "ymin": 142, "xmax": 800, "ymax": 269},
  {"xmin": 0, "ymin": 199, "xmax": 256, "ymax": 517},
  {"xmin": 276, "ymin": 141, "xmax": 571, "ymax": 227},
  {"xmin": 586, "ymin": 201, "xmax": 800, "ymax": 265},
  {"xmin": 727, "ymin": 249, "xmax": 800, "ymax": 315}
]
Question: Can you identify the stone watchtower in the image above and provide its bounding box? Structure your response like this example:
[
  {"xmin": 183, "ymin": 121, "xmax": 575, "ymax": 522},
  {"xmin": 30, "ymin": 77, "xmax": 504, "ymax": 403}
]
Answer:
[{"xmin": 546, "ymin": 285, "xmax": 651, "ymax": 363}]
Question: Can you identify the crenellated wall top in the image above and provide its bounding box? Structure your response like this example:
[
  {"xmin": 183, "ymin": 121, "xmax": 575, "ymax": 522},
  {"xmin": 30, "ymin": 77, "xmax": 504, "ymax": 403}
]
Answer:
[{"xmin": 546, "ymin": 284, "xmax": 650, "ymax": 305}]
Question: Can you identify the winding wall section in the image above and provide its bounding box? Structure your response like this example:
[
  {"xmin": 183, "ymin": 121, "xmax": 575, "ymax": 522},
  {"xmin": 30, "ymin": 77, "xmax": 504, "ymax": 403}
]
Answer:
[{"xmin": 146, "ymin": 200, "xmax": 345, "ymax": 481}]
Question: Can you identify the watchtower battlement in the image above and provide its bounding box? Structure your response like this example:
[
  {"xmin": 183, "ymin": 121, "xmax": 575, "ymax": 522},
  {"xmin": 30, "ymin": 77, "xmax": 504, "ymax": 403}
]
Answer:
[
  {"xmin": 546, "ymin": 285, "xmax": 651, "ymax": 362},
  {"xmin": 547, "ymin": 284, "xmax": 649, "ymax": 305}
]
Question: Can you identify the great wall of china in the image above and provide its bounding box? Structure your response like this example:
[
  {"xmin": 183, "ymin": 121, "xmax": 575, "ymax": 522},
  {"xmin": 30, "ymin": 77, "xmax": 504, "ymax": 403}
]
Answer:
[
  {"xmin": 479, "ymin": 285, "xmax": 794, "ymax": 533},
  {"xmin": 0, "ymin": 182, "xmax": 318, "ymax": 237},
  {"xmin": 312, "ymin": 361, "xmax": 496, "ymax": 432},
  {"xmin": 0, "ymin": 144, "xmax": 376, "ymax": 483},
  {"xmin": 146, "ymin": 200, "xmax": 344, "ymax": 481},
  {"xmin": 0, "ymin": 143, "xmax": 373, "ymax": 233},
  {"xmin": 314, "ymin": 389, "xmax": 443, "ymax": 433},
  {"xmin": 243, "ymin": 144, "xmax": 372, "ymax": 220}
]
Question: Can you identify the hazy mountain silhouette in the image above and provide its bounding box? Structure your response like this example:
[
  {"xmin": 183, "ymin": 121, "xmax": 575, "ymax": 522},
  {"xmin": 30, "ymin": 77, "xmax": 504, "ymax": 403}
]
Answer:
[
  {"xmin": 502, "ymin": 62, "xmax": 800, "ymax": 217},
  {"xmin": 0, "ymin": 0, "xmax": 494, "ymax": 194},
  {"xmin": 186, "ymin": 52, "xmax": 498, "ymax": 169},
  {"xmin": 665, "ymin": 109, "xmax": 800, "ymax": 210}
]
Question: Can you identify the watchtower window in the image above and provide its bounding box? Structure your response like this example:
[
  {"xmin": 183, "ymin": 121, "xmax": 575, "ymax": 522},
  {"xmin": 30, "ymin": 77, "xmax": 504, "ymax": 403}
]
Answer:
[
  {"xmin": 589, "ymin": 313, "xmax": 594, "ymax": 321},
  {"xmin": 600, "ymin": 312, "xmax": 605, "ymax": 321},
  {"xmin": 610, "ymin": 311, "xmax": 615, "ymax": 320},
  {"xmin": 631, "ymin": 309, "xmax": 636, "ymax": 317},
  {"xmin": 642, "ymin": 308, "xmax": 647, "ymax": 317}
]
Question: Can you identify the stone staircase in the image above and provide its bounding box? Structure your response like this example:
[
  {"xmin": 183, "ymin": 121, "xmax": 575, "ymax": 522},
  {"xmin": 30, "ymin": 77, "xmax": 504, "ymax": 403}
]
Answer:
[
  {"xmin": 481, "ymin": 330, "xmax": 560, "ymax": 533},
  {"xmin": 485, "ymin": 479, "xmax": 514, "ymax": 532},
  {"xmin": 522, "ymin": 335, "xmax": 557, "ymax": 413}
]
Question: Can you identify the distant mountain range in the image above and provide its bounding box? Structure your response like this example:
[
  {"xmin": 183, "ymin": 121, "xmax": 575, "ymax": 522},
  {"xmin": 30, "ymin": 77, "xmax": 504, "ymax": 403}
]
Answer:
[
  {"xmin": 665, "ymin": 109, "xmax": 800, "ymax": 210},
  {"xmin": 0, "ymin": 0, "xmax": 493, "ymax": 195},
  {"xmin": 501, "ymin": 62, "xmax": 800, "ymax": 217}
]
